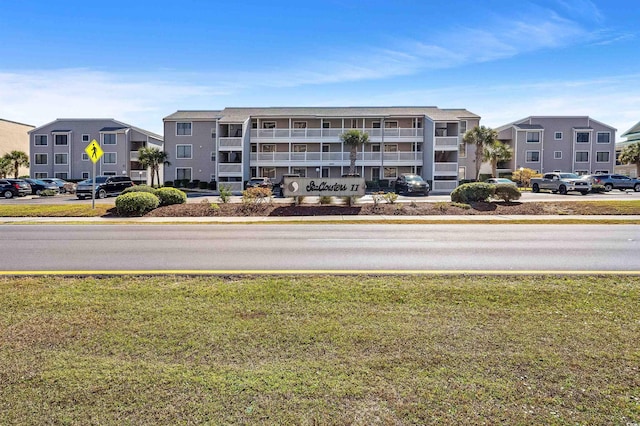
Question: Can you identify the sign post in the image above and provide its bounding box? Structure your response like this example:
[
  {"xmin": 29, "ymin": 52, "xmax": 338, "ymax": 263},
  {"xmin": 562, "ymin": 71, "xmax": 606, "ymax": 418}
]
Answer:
[{"xmin": 84, "ymin": 140, "xmax": 104, "ymax": 209}]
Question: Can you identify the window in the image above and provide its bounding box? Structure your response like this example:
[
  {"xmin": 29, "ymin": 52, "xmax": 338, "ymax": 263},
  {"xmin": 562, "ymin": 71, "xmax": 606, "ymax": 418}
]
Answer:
[
  {"xmin": 35, "ymin": 154, "xmax": 47, "ymax": 165},
  {"xmin": 575, "ymin": 151, "xmax": 589, "ymax": 162},
  {"xmin": 322, "ymin": 122, "xmax": 331, "ymax": 129},
  {"xmin": 35, "ymin": 135, "xmax": 48, "ymax": 146},
  {"xmin": 596, "ymin": 152, "xmax": 610, "ymax": 162},
  {"xmin": 293, "ymin": 121, "xmax": 307, "ymax": 129},
  {"xmin": 350, "ymin": 119, "xmax": 359, "ymax": 128},
  {"xmin": 54, "ymin": 134, "xmax": 68, "ymax": 145},
  {"xmin": 55, "ymin": 172, "xmax": 68, "ymax": 179},
  {"xmin": 322, "ymin": 145, "xmax": 329, "ymax": 153},
  {"xmin": 526, "ymin": 132, "xmax": 540, "ymax": 143},
  {"xmin": 211, "ymin": 152, "xmax": 216, "ymax": 162},
  {"xmin": 321, "ymin": 168, "xmax": 329, "ymax": 178},
  {"xmin": 525, "ymin": 151, "xmax": 540, "ymax": 162},
  {"xmin": 176, "ymin": 122, "xmax": 192, "ymax": 136},
  {"xmin": 176, "ymin": 168, "xmax": 192, "ymax": 180},
  {"xmin": 575, "ymin": 170, "xmax": 588, "ymax": 176},
  {"xmin": 459, "ymin": 142, "xmax": 466, "ymax": 158},
  {"xmin": 384, "ymin": 121, "xmax": 398, "ymax": 129},
  {"xmin": 103, "ymin": 171, "xmax": 116, "ymax": 176},
  {"xmin": 82, "ymin": 134, "xmax": 90, "ymax": 142},
  {"xmin": 82, "ymin": 172, "xmax": 90, "ymax": 180},
  {"xmin": 383, "ymin": 167, "xmax": 397, "ymax": 179},
  {"xmin": 82, "ymin": 153, "xmax": 89, "ymax": 161},
  {"xmin": 292, "ymin": 167, "xmax": 306, "ymax": 177},
  {"xmin": 595, "ymin": 170, "xmax": 609, "ymax": 174},
  {"xmin": 372, "ymin": 121, "xmax": 381, "ymax": 129},
  {"xmin": 262, "ymin": 122, "xmax": 276, "ymax": 129},
  {"xmin": 384, "ymin": 144, "xmax": 398, "ymax": 152},
  {"xmin": 293, "ymin": 144, "xmax": 307, "ymax": 153},
  {"xmin": 103, "ymin": 134, "xmax": 116, "ymax": 145},
  {"xmin": 211, "ymin": 128, "xmax": 217, "ymax": 139},
  {"xmin": 103, "ymin": 153, "xmax": 116, "ymax": 164},
  {"xmin": 554, "ymin": 132, "xmax": 563, "ymax": 140},
  {"xmin": 371, "ymin": 144, "xmax": 381, "ymax": 152},
  {"xmin": 597, "ymin": 132, "xmax": 611, "ymax": 143},
  {"xmin": 459, "ymin": 121, "xmax": 467, "ymax": 135},
  {"xmin": 459, "ymin": 166, "xmax": 466, "ymax": 180},
  {"xmin": 261, "ymin": 144, "xmax": 275, "ymax": 152},
  {"xmin": 554, "ymin": 151, "xmax": 562, "ymax": 159},
  {"xmin": 54, "ymin": 153, "xmax": 68, "ymax": 165},
  {"xmin": 176, "ymin": 144, "xmax": 192, "ymax": 159},
  {"xmin": 34, "ymin": 172, "xmax": 47, "ymax": 179},
  {"xmin": 371, "ymin": 167, "xmax": 380, "ymax": 180},
  {"xmin": 263, "ymin": 167, "xmax": 276, "ymax": 178},
  {"xmin": 576, "ymin": 132, "xmax": 590, "ymax": 143}
]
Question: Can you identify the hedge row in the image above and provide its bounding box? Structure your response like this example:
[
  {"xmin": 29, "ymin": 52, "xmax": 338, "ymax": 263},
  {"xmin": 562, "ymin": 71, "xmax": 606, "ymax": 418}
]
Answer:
[{"xmin": 451, "ymin": 182, "xmax": 521, "ymax": 203}]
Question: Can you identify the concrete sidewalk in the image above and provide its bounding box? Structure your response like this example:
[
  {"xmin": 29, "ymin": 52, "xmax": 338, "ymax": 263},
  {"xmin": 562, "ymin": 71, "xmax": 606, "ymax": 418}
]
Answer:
[{"xmin": 2, "ymin": 215, "xmax": 640, "ymax": 223}]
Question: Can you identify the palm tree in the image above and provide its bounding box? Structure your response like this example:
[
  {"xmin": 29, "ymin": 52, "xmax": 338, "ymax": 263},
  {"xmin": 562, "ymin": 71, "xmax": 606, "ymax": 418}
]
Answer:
[
  {"xmin": 463, "ymin": 126, "xmax": 498, "ymax": 180},
  {"xmin": 619, "ymin": 142, "xmax": 640, "ymax": 177},
  {"xmin": 0, "ymin": 156, "xmax": 12, "ymax": 178},
  {"xmin": 339, "ymin": 129, "xmax": 370, "ymax": 175},
  {"xmin": 483, "ymin": 141, "xmax": 513, "ymax": 178},
  {"xmin": 3, "ymin": 150, "xmax": 30, "ymax": 178},
  {"xmin": 138, "ymin": 147, "xmax": 170, "ymax": 187}
]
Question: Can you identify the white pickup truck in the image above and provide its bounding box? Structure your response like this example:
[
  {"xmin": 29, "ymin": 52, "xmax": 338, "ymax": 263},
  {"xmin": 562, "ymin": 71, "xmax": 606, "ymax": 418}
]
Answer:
[{"xmin": 530, "ymin": 172, "xmax": 591, "ymax": 195}]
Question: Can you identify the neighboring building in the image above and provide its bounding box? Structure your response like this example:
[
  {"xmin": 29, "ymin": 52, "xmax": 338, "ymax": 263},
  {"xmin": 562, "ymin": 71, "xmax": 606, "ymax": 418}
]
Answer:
[
  {"xmin": 28, "ymin": 119, "xmax": 163, "ymax": 184},
  {"xmin": 615, "ymin": 121, "xmax": 640, "ymax": 177},
  {"xmin": 495, "ymin": 116, "xmax": 616, "ymax": 176},
  {"xmin": 163, "ymin": 107, "xmax": 480, "ymax": 193},
  {"xmin": 0, "ymin": 118, "xmax": 35, "ymax": 177}
]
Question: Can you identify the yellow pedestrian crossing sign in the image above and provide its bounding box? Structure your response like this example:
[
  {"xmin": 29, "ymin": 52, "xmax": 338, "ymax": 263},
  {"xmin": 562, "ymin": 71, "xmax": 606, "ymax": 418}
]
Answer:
[{"xmin": 85, "ymin": 139, "xmax": 104, "ymax": 163}]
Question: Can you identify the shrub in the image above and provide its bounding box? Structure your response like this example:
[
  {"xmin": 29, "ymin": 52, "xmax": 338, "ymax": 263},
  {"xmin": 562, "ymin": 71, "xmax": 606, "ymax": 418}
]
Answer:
[
  {"xmin": 450, "ymin": 182, "xmax": 495, "ymax": 203},
  {"xmin": 164, "ymin": 181, "xmax": 174, "ymax": 187},
  {"xmin": 383, "ymin": 192, "xmax": 398, "ymax": 204},
  {"xmin": 198, "ymin": 181, "xmax": 209, "ymax": 189},
  {"xmin": 210, "ymin": 203, "xmax": 220, "ymax": 211},
  {"xmin": 218, "ymin": 185, "xmax": 232, "ymax": 203},
  {"xmin": 591, "ymin": 184, "xmax": 606, "ymax": 193},
  {"xmin": 451, "ymin": 202, "xmax": 471, "ymax": 209},
  {"xmin": 372, "ymin": 191, "xmax": 385, "ymax": 206},
  {"xmin": 242, "ymin": 187, "xmax": 272, "ymax": 204},
  {"xmin": 492, "ymin": 184, "xmax": 522, "ymax": 202},
  {"xmin": 154, "ymin": 187, "xmax": 187, "ymax": 206},
  {"xmin": 121, "ymin": 185, "xmax": 156, "ymax": 195},
  {"xmin": 39, "ymin": 189, "xmax": 57, "ymax": 197},
  {"xmin": 173, "ymin": 179, "xmax": 182, "ymax": 188},
  {"xmin": 115, "ymin": 192, "xmax": 159, "ymax": 216}
]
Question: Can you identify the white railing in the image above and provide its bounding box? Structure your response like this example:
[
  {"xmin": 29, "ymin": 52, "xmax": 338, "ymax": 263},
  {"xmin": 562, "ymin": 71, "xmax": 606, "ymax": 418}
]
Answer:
[
  {"xmin": 130, "ymin": 170, "xmax": 148, "ymax": 180},
  {"xmin": 218, "ymin": 163, "xmax": 242, "ymax": 174},
  {"xmin": 130, "ymin": 151, "xmax": 139, "ymax": 161},
  {"xmin": 432, "ymin": 180, "xmax": 458, "ymax": 192},
  {"xmin": 219, "ymin": 137, "xmax": 242, "ymax": 148},
  {"xmin": 435, "ymin": 137, "xmax": 459, "ymax": 148},
  {"xmin": 249, "ymin": 151, "xmax": 422, "ymax": 163},
  {"xmin": 434, "ymin": 162, "xmax": 458, "ymax": 173},
  {"xmin": 251, "ymin": 128, "xmax": 424, "ymax": 139}
]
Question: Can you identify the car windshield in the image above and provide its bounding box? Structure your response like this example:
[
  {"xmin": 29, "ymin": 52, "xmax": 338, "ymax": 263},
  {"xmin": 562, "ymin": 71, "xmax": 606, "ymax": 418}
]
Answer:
[
  {"xmin": 405, "ymin": 176, "xmax": 424, "ymax": 182},
  {"xmin": 82, "ymin": 177, "xmax": 108, "ymax": 184},
  {"xmin": 558, "ymin": 173, "xmax": 580, "ymax": 179}
]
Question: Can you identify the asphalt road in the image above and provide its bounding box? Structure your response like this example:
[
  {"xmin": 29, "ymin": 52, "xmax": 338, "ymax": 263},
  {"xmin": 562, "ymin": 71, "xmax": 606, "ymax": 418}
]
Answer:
[{"xmin": 2, "ymin": 224, "xmax": 639, "ymax": 273}]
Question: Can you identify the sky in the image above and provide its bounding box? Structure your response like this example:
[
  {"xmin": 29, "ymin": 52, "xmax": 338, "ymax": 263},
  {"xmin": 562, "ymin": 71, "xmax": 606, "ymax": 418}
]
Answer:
[{"xmin": 0, "ymin": 0, "xmax": 638, "ymax": 139}]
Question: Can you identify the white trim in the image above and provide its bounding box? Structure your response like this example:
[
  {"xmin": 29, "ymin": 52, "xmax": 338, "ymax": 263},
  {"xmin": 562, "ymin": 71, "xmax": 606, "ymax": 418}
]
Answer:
[
  {"xmin": 102, "ymin": 133, "xmax": 117, "ymax": 145},
  {"xmin": 458, "ymin": 166, "xmax": 466, "ymax": 180},
  {"xmin": 82, "ymin": 134, "xmax": 90, "ymax": 143},
  {"xmin": 175, "ymin": 167, "xmax": 192, "ymax": 180},
  {"xmin": 575, "ymin": 130, "xmax": 591, "ymax": 143},
  {"xmin": 596, "ymin": 131, "xmax": 611, "ymax": 144},
  {"xmin": 102, "ymin": 152, "xmax": 117, "ymax": 164},
  {"xmin": 553, "ymin": 151, "xmax": 562, "ymax": 160},
  {"xmin": 34, "ymin": 153, "xmax": 48, "ymax": 165},
  {"xmin": 525, "ymin": 150, "xmax": 540, "ymax": 162},
  {"xmin": 34, "ymin": 134, "xmax": 48, "ymax": 146},
  {"xmin": 526, "ymin": 131, "xmax": 541, "ymax": 143},
  {"xmin": 575, "ymin": 150, "xmax": 589, "ymax": 163},
  {"xmin": 595, "ymin": 151, "xmax": 610, "ymax": 163},
  {"xmin": 176, "ymin": 122, "xmax": 193, "ymax": 136},
  {"xmin": 54, "ymin": 153, "xmax": 68, "ymax": 165},
  {"xmin": 293, "ymin": 121, "xmax": 307, "ymax": 129},
  {"xmin": 34, "ymin": 172, "xmax": 47, "ymax": 179},
  {"xmin": 54, "ymin": 133, "xmax": 69, "ymax": 146},
  {"xmin": 82, "ymin": 153, "xmax": 89, "ymax": 161},
  {"xmin": 176, "ymin": 144, "xmax": 193, "ymax": 159},
  {"xmin": 82, "ymin": 172, "xmax": 90, "ymax": 179},
  {"xmin": 554, "ymin": 132, "xmax": 563, "ymax": 140},
  {"xmin": 384, "ymin": 121, "xmax": 398, "ymax": 129}
]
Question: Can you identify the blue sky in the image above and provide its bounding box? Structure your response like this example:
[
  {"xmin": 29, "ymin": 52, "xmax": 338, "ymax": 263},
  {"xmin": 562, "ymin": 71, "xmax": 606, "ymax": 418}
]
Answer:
[{"xmin": 0, "ymin": 0, "xmax": 638, "ymax": 139}]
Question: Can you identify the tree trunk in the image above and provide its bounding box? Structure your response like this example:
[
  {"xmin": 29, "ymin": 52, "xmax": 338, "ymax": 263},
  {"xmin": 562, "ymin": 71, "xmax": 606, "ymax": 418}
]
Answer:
[
  {"xmin": 491, "ymin": 161, "xmax": 497, "ymax": 178},
  {"xmin": 475, "ymin": 143, "xmax": 483, "ymax": 180},
  {"xmin": 349, "ymin": 146, "xmax": 357, "ymax": 174},
  {"xmin": 636, "ymin": 162, "xmax": 640, "ymax": 179}
]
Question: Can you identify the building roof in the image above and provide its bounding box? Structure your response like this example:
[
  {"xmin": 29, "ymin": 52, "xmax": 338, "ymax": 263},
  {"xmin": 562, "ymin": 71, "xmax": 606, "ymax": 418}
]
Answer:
[
  {"xmin": 100, "ymin": 126, "xmax": 128, "ymax": 132},
  {"xmin": 29, "ymin": 118, "xmax": 162, "ymax": 141},
  {"xmin": 496, "ymin": 116, "xmax": 615, "ymax": 133},
  {"xmin": 0, "ymin": 118, "xmax": 35, "ymax": 128},
  {"xmin": 622, "ymin": 120, "xmax": 640, "ymax": 138},
  {"xmin": 513, "ymin": 124, "xmax": 544, "ymax": 130},
  {"xmin": 164, "ymin": 106, "xmax": 480, "ymax": 124}
]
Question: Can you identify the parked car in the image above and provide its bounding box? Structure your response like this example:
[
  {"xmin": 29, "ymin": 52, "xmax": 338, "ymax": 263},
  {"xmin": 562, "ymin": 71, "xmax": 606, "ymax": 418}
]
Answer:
[
  {"xmin": 41, "ymin": 177, "xmax": 74, "ymax": 194},
  {"xmin": 485, "ymin": 178, "xmax": 517, "ymax": 186},
  {"xmin": 0, "ymin": 178, "xmax": 31, "ymax": 198},
  {"xmin": 277, "ymin": 174, "xmax": 300, "ymax": 197},
  {"xmin": 587, "ymin": 174, "xmax": 640, "ymax": 192},
  {"xmin": 530, "ymin": 172, "xmax": 591, "ymax": 195},
  {"xmin": 394, "ymin": 174, "xmax": 430, "ymax": 195},
  {"xmin": 245, "ymin": 177, "xmax": 273, "ymax": 190},
  {"xmin": 23, "ymin": 178, "xmax": 59, "ymax": 195},
  {"xmin": 76, "ymin": 176, "xmax": 134, "ymax": 199}
]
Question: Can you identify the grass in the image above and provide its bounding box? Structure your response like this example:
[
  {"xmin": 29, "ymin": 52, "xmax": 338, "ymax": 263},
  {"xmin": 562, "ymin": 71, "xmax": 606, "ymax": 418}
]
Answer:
[
  {"xmin": 1, "ymin": 275, "xmax": 638, "ymax": 424},
  {"xmin": 0, "ymin": 204, "xmax": 110, "ymax": 217}
]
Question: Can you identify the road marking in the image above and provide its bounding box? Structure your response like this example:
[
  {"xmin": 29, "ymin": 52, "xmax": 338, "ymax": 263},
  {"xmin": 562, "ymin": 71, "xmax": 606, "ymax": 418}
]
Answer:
[{"xmin": 1, "ymin": 270, "xmax": 639, "ymax": 276}]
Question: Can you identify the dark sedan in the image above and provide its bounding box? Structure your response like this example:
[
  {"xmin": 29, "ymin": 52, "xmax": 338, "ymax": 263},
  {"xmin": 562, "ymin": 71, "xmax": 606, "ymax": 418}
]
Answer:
[
  {"xmin": 0, "ymin": 178, "xmax": 31, "ymax": 198},
  {"xmin": 23, "ymin": 178, "xmax": 59, "ymax": 195},
  {"xmin": 394, "ymin": 174, "xmax": 430, "ymax": 195}
]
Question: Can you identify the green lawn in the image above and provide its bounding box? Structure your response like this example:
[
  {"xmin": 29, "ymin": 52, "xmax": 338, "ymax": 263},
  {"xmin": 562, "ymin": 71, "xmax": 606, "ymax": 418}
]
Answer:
[
  {"xmin": 0, "ymin": 275, "xmax": 638, "ymax": 424},
  {"xmin": 0, "ymin": 204, "xmax": 110, "ymax": 217}
]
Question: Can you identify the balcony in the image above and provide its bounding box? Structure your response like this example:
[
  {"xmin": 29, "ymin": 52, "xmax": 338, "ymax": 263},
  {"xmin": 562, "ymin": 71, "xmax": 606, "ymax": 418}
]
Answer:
[
  {"xmin": 431, "ymin": 180, "xmax": 458, "ymax": 193},
  {"xmin": 218, "ymin": 163, "xmax": 243, "ymax": 177},
  {"xmin": 130, "ymin": 170, "xmax": 148, "ymax": 180},
  {"xmin": 250, "ymin": 127, "xmax": 424, "ymax": 142},
  {"xmin": 219, "ymin": 137, "xmax": 242, "ymax": 149},
  {"xmin": 249, "ymin": 151, "xmax": 423, "ymax": 166},
  {"xmin": 434, "ymin": 162, "xmax": 458, "ymax": 176},
  {"xmin": 434, "ymin": 137, "xmax": 459, "ymax": 150},
  {"xmin": 130, "ymin": 151, "xmax": 139, "ymax": 161}
]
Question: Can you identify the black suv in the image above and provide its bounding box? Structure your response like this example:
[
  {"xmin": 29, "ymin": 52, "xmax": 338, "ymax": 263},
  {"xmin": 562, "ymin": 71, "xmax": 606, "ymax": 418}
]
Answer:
[
  {"xmin": 394, "ymin": 174, "xmax": 430, "ymax": 195},
  {"xmin": 0, "ymin": 178, "xmax": 31, "ymax": 198},
  {"xmin": 76, "ymin": 176, "xmax": 134, "ymax": 199},
  {"xmin": 589, "ymin": 174, "xmax": 640, "ymax": 192}
]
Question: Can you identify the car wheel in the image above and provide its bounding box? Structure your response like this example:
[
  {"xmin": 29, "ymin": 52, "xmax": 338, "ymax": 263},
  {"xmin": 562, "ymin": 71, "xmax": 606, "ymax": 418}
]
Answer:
[
  {"xmin": 532, "ymin": 183, "xmax": 540, "ymax": 193},
  {"xmin": 35, "ymin": 189, "xmax": 42, "ymax": 195},
  {"xmin": 604, "ymin": 183, "xmax": 613, "ymax": 191},
  {"xmin": 559, "ymin": 185, "xmax": 567, "ymax": 195},
  {"xmin": 3, "ymin": 190, "xmax": 13, "ymax": 199},
  {"xmin": 77, "ymin": 195, "xmax": 85, "ymax": 200},
  {"xmin": 580, "ymin": 190, "xmax": 589, "ymax": 195},
  {"xmin": 634, "ymin": 184, "xmax": 640, "ymax": 192},
  {"xmin": 98, "ymin": 189, "xmax": 107, "ymax": 199}
]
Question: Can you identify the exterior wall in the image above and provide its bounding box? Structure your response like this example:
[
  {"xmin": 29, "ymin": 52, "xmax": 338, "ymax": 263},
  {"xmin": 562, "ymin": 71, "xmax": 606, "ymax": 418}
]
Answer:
[
  {"xmin": 0, "ymin": 119, "xmax": 34, "ymax": 177},
  {"xmin": 163, "ymin": 119, "xmax": 216, "ymax": 184},
  {"xmin": 29, "ymin": 119, "xmax": 162, "ymax": 182}
]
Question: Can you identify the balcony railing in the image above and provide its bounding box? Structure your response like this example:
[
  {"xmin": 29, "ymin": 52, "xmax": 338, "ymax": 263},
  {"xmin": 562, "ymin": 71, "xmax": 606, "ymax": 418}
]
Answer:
[
  {"xmin": 434, "ymin": 136, "xmax": 459, "ymax": 149},
  {"xmin": 250, "ymin": 151, "xmax": 423, "ymax": 163},
  {"xmin": 130, "ymin": 170, "xmax": 148, "ymax": 180},
  {"xmin": 251, "ymin": 128, "xmax": 424, "ymax": 139},
  {"xmin": 218, "ymin": 163, "xmax": 242, "ymax": 174},
  {"xmin": 432, "ymin": 180, "xmax": 458, "ymax": 192},
  {"xmin": 219, "ymin": 137, "xmax": 242, "ymax": 148},
  {"xmin": 434, "ymin": 162, "xmax": 459, "ymax": 174},
  {"xmin": 130, "ymin": 151, "xmax": 139, "ymax": 161}
]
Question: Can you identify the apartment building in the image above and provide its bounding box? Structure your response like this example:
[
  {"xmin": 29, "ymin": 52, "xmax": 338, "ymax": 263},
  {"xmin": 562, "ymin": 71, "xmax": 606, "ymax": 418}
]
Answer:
[
  {"xmin": 28, "ymin": 119, "xmax": 163, "ymax": 183},
  {"xmin": 495, "ymin": 116, "xmax": 616, "ymax": 176},
  {"xmin": 163, "ymin": 107, "xmax": 480, "ymax": 193},
  {"xmin": 615, "ymin": 120, "xmax": 640, "ymax": 177},
  {"xmin": 0, "ymin": 118, "xmax": 35, "ymax": 177}
]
